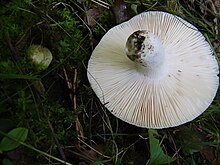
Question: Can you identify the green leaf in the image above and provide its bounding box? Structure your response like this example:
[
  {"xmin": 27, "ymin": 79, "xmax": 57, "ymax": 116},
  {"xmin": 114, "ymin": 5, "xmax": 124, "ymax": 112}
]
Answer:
[
  {"xmin": 0, "ymin": 127, "xmax": 28, "ymax": 152},
  {"xmin": 148, "ymin": 129, "xmax": 175, "ymax": 165}
]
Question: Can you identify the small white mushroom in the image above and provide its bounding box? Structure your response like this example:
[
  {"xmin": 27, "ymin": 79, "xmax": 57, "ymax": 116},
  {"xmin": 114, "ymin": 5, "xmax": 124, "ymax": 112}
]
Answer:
[
  {"xmin": 27, "ymin": 44, "xmax": 53, "ymax": 70},
  {"xmin": 87, "ymin": 11, "xmax": 219, "ymax": 128}
]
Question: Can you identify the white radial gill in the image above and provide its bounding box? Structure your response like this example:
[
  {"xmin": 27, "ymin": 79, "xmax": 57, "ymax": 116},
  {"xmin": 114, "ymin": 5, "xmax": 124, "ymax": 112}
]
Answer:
[
  {"xmin": 125, "ymin": 30, "xmax": 167, "ymax": 79},
  {"xmin": 87, "ymin": 11, "xmax": 219, "ymax": 129}
]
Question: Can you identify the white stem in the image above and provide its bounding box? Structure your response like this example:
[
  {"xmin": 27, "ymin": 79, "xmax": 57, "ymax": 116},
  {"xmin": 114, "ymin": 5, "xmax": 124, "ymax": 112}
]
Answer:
[{"xmin": 125, "ymin": 30, "xmax": 167, "ymax": 79}]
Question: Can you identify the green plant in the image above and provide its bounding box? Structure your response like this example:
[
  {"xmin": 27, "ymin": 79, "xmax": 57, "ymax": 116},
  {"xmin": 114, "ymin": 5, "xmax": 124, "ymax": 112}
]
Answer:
[
  {"xmin": 0, "ymin": 127, "xmax": 28, "ymax": 165},
  {"xmin": 0, "ymin": 127, "xmax": 28, "ymax": 153},
  {"xmin": 147, "ymin": 129, "xmax": 176, "ymax": 165}
]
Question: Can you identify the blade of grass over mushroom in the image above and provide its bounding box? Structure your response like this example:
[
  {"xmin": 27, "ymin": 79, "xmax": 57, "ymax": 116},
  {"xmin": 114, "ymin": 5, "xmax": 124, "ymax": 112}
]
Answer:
[
  {"xmin": 176, "ymin": 0, "xmax": 218, "ymax": 38},
  {"xmin": 176, "ymin": 0, "xmax": 198, "ymax": 19}
]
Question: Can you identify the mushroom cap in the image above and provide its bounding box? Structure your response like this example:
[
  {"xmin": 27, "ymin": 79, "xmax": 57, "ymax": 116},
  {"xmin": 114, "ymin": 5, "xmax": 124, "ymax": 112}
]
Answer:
[
  {"xmin": 87, "ymin": 11, "xmax": 219, "ymax": 128},
  {"xmin": 27, "ymin": 44, "xmax": 53, "ymax": 70}
]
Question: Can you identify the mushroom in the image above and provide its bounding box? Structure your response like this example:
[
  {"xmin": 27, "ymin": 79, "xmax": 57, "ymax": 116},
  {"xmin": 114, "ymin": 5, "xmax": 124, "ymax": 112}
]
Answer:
[
  {"xmin": 87, "ymin": 11, "xmax": 219, "ymax": 128},
  {"xmin": 27, "ymin": 44, "xmax": 53, "ymax": 71}
]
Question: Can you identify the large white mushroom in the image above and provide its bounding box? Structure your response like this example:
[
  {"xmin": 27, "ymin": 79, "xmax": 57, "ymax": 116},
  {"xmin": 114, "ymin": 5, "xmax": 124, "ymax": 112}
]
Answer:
[{"xmin": 87, "ymin": 11, "xmax": 219, "ymax": 128}]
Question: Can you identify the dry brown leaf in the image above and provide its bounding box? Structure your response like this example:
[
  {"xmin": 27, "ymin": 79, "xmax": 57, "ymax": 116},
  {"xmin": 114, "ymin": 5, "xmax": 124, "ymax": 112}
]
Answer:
[{"xmin": 86, "ymin": 8, "xmax": 101, "ymax": 27}]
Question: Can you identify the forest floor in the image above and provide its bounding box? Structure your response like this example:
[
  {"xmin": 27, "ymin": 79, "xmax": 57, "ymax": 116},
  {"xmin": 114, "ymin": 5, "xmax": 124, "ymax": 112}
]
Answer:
[{"xmin": 0, "ymin": 0, "xmax": 220, "ymax": 165}]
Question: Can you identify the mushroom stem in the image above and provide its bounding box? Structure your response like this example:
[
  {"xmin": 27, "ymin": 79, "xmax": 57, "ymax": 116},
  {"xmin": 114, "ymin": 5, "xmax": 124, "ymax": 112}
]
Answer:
[{"xmin": 125, "ymin": 30, "xmax": 167, "ymax": 79}]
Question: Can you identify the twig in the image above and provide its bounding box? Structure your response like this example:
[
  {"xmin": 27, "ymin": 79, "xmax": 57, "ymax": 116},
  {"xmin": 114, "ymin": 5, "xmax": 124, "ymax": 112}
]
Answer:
[
  {"xmin": 63, "ymin": 68, "xmax": 84, "ymax": 144},
  {"xmin": 73, "ymin": 69, "xmax": 84, "ymax": 139}
]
